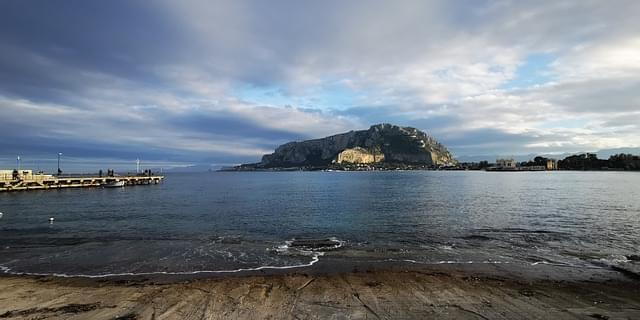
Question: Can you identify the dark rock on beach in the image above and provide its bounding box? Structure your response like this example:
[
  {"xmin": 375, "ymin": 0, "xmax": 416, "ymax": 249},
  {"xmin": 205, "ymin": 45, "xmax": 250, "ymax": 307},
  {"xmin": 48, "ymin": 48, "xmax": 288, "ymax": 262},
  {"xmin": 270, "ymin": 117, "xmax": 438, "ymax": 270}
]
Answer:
[{"xmin": 626, "ymin": 254, "xmax": 640, "ymax": 261}]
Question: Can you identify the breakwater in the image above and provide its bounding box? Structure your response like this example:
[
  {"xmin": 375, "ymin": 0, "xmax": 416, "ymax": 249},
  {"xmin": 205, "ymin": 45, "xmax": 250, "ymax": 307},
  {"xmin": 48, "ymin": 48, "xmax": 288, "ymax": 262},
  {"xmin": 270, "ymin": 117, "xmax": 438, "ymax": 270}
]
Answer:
[{"xmin": 0, "ymin": 172, "xmax": 163, "ymax": 192}]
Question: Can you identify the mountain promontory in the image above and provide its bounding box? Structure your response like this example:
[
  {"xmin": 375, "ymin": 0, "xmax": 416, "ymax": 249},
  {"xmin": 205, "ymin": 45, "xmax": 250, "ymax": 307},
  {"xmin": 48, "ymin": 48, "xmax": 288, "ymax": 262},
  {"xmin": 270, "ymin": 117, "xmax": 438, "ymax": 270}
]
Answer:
[{"xmin": 232, "ymin": 124, "xmax": 456, "ymax": 170}]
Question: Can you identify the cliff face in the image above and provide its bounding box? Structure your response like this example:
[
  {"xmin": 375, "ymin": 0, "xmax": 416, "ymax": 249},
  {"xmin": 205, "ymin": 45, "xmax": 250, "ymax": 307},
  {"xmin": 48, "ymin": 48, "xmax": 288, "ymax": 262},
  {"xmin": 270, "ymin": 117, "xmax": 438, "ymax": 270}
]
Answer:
[
  {"xmin": 253, "ymin": 124, "xmax": 455, "ymax": 168},
  {"xmin": 336, "ymin": 147, "xmax": 385, "ymax": 164}
]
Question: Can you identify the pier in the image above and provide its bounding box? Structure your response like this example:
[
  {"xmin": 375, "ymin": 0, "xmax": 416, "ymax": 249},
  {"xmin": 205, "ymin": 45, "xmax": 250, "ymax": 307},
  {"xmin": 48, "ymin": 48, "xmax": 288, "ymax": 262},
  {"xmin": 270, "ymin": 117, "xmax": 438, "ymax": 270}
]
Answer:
[{"xmin": 0, "ymin": 170, "xmax": 164, "ymax": 192}]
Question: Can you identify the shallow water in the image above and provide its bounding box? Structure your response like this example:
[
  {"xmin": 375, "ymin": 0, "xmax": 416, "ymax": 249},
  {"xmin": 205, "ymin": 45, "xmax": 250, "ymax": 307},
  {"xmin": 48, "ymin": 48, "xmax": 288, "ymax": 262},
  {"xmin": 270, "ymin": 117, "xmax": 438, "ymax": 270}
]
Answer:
[{"xmin": 1, "ymin": 171, "xmax": 639, "ymax": 277}]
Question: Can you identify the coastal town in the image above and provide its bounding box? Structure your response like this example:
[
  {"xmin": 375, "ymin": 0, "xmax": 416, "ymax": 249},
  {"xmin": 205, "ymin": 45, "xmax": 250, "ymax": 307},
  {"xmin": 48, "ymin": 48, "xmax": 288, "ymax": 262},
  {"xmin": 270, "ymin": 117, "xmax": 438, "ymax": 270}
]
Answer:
[
  {"xmin": 335, "ymin": 152, "xmax": 640, "ymax": 172},
  {"xmin": 227, "ymin": 152, "xmax": 640, "ymax": 172},
  {"xmin": 327, "ymin": 152, "xmax": 640, "ymax": 172},
  {"xmin": 457, "ymin": 153, "xmax": 640, "ymax": 171}
]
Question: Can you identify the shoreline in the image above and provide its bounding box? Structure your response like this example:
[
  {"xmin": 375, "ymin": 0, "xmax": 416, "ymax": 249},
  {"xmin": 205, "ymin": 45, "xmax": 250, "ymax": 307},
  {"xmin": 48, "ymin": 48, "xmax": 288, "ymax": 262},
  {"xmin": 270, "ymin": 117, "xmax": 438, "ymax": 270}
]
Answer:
[
  {"xmin": 1, "ymin": 254, "xmax": 638, "ymax": 283},
  {"xmin": 1, "ymin": 255, "xmax": 634, "ymax": 282},
  {"xmin": 1, "ymin": 262, "xmax": 639, "ymax": 319}
]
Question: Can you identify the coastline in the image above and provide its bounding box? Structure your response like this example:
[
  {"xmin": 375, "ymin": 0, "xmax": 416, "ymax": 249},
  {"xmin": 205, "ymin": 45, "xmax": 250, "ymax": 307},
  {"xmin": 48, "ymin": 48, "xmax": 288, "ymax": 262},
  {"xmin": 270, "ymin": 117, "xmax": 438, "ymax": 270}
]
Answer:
[{"xmin": 1, "ymin": 262, "xmax": 639, "ymax": 319}]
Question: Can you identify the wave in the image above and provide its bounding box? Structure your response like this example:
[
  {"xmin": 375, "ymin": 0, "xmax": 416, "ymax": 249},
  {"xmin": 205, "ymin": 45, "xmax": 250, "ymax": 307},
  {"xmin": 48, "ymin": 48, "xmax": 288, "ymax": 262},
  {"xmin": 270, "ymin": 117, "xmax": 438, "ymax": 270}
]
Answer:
[
  {"xmin": 0, "ymin": 253, "xmax": 322, "ymax": 278},
  {"xmin": 0, "ymin": 237, "xmax": 346, "ymax": 279},
  {"xmin": 472, "ymin": 228, "xmax": 564, "ymax": 235},
  {"xmin": 386, "ymin": 258, "xmax": 511, "ymax": 265}
]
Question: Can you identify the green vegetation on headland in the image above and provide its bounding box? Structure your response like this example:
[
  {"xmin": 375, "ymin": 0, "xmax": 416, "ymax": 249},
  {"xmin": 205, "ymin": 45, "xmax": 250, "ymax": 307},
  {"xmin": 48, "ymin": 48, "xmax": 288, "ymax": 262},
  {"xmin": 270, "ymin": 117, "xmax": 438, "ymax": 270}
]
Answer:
[
  {"xmin": 458, "ymin": 153, "xmax": 640, "ymax": 171},
  {"xmin": 560, "ymin": 153, "xmax": 640, "ymax": 170}
]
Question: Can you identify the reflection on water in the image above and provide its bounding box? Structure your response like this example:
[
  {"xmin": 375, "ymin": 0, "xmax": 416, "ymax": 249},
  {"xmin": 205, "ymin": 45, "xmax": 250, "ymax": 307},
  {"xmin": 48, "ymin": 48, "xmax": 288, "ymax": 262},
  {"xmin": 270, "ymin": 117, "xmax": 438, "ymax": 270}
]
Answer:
[{"xmin": 0, "ymin": 171, "xmax": 639, "ymax": 276}]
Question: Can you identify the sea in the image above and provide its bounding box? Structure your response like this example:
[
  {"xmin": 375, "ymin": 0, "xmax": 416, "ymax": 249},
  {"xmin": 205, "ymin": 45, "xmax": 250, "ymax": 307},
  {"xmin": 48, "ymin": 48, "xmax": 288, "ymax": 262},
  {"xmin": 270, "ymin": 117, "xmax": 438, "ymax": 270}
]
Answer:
[{"xmin": 1, "ymin": 171, "xmax": 639, "ymax": 278}]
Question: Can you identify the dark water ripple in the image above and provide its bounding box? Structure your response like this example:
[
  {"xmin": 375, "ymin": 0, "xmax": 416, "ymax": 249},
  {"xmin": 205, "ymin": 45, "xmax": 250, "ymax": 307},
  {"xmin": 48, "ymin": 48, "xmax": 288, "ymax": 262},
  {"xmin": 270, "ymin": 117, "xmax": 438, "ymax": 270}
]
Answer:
[{"xmin": 1, "ymin": 171, "xmax": 639, "ymax": 277}]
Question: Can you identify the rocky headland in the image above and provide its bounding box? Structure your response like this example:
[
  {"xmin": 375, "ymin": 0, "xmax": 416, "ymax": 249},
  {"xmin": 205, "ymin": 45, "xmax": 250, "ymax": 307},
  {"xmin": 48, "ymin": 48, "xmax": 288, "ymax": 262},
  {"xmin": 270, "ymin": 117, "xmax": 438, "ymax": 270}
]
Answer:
[{"xmin": 230, "ymin": 124, "xmax": 456, "ymax": 171}]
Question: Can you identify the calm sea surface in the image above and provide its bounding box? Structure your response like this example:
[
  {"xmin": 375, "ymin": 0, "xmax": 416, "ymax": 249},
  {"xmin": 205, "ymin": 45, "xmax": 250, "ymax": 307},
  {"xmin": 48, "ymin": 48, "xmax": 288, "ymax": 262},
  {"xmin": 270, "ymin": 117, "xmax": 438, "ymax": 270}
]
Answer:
[{"xmin": 1, "ymin": 171, "xmax": 639, "ymax": 277}]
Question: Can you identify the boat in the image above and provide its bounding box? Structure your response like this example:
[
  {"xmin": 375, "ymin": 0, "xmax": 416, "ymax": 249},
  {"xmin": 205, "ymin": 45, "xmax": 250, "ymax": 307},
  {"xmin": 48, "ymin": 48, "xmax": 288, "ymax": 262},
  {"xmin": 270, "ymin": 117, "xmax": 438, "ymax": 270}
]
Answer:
[{"xmin": 103, "ymin": 181, "xmax": 125, "ymax": 188}]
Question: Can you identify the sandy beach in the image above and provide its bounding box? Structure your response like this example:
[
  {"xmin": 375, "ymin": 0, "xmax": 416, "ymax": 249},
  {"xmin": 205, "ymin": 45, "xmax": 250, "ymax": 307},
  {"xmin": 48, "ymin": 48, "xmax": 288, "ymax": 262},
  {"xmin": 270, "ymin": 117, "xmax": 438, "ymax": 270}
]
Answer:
[{"xmin": 1, "ymin": 264, "xmax": 639, "ymax": 320}]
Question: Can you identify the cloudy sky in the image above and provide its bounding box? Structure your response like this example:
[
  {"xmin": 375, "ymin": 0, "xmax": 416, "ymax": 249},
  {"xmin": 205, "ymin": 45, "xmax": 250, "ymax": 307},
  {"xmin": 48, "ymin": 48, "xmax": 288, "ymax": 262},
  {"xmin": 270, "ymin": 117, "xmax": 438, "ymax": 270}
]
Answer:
[{"xmin": 1, "ymin": 0, "xmax": 639, "ymax": 170}]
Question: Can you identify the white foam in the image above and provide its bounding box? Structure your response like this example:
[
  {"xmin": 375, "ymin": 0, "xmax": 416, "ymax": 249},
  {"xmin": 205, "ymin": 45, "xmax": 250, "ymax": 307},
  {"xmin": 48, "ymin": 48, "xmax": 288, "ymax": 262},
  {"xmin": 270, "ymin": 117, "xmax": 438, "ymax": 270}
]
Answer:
[
  {"xmin": 599, "ymin": 255, "xmax": 630, "ymax": 264},
  {"xmin": 273, "ymin": 240, "xmax": 293, "ymax": 253},
  {"xmin": 0, "ymin": 253, "xmax": 322, "ymax": 279},
  {"xmin": 0, "ymin": 237, "xmax": 350, "ymax": 279},
  {"xmin": 530, "ymin": 260, "xmax": 603, "ymax": 269},
  {"xmin": 386, "ymin": 259, "xmax": 510, "ymax": 265},
  {"xmin": 327, "ymin": 237, "xmax": 346, "ymax": 249}
]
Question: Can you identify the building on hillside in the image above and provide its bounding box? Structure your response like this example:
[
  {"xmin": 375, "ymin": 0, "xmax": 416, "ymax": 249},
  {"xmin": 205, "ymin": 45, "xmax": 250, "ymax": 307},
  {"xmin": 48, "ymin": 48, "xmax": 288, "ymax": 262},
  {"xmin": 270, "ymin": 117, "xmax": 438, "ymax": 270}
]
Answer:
[{"xmin": 546, "ymin": 159, "xmax": 558, "ymax": 170}]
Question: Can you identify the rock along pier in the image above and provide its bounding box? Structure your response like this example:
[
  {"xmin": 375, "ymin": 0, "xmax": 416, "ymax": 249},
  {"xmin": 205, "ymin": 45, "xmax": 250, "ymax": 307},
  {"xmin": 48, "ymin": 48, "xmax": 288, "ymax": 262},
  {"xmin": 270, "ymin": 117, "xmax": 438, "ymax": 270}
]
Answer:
[{"xmin": 0, "ymin": 170, "xmax": 164, "ymax": 192}]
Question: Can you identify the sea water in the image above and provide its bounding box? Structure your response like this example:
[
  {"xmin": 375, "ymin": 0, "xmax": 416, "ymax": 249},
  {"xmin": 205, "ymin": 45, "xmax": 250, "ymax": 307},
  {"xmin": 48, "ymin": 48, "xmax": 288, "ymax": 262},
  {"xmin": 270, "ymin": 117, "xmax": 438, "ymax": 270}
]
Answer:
[{"xmin": 1, "ymin": 171, "xmax": 639, "ymax": 277}]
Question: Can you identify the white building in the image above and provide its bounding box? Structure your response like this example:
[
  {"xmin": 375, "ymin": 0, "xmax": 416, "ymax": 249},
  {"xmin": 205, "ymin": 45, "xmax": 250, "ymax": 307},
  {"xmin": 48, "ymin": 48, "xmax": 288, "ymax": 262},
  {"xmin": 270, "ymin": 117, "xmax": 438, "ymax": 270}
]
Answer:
[{"xmin": 496, "ymin": 158, "xmax": 517, "ymax": 169}]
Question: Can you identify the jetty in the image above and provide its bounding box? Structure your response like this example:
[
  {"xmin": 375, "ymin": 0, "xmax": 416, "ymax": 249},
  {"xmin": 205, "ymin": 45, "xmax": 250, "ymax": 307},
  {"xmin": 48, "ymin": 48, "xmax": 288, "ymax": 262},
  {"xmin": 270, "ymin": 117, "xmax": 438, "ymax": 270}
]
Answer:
[{"xmin": 0, "ymin": 169, "xmax": 164, "ymax": 192}]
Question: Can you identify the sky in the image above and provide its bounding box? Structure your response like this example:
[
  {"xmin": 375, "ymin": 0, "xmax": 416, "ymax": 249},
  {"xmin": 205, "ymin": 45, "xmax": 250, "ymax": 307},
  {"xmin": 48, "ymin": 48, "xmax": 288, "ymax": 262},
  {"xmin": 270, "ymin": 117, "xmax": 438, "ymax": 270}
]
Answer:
[{"xmin": 1, "ymin": 0, "xmax": 639, "ymax": 171}]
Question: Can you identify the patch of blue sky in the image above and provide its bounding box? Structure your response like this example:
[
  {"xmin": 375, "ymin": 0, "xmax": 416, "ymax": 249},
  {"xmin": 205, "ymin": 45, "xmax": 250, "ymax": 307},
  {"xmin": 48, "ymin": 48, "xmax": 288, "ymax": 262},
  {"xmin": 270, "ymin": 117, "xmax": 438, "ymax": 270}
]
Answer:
[
  {"xmin": 501, "ymin": 53, "xmax": 556, "ymax": 90},
  {"xmin": 234, "ymin": 85, "xmax": 293, "ymax": 107},
  {"xmin": 234, "ymin": 80, "xmax": 361, "ymax": 111},
  {"xmin": 537, "ymin": 118, "xmax": 586, "ymax": 129},
  {"xmin": 307, "ymin": 81, "xmax": 359, "ymax": 110}
]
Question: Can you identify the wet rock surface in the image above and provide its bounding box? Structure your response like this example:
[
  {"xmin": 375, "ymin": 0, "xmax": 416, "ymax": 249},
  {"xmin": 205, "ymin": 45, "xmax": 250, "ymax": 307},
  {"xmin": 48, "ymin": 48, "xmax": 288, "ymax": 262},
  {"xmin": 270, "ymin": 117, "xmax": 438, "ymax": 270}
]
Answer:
[{"xmin": 1, "ymin": 268, "xmax": 639, "ymax": 320}]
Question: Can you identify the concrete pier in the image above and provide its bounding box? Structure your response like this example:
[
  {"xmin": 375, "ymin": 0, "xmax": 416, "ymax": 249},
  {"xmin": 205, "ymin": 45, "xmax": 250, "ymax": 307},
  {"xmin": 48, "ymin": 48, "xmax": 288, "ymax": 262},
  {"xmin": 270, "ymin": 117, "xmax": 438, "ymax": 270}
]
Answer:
[{"xmin": 0, "ymin": 170, "xmax": 164, "ymax": 192}]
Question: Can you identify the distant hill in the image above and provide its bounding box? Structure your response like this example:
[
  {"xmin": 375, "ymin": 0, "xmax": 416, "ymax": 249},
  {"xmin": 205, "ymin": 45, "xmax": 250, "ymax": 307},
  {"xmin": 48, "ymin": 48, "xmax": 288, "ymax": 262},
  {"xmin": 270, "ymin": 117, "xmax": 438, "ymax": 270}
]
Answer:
[
  {"xmin": 163, "ymin": 164, "xmax": 216, "ymax": 173},
  {"xmin": 233, "ymin": 124, "xmax": 456, "ymax": 170},
  {"xmin": 596, "ymin": 148, "xmax": 640, "ymax": 159}
]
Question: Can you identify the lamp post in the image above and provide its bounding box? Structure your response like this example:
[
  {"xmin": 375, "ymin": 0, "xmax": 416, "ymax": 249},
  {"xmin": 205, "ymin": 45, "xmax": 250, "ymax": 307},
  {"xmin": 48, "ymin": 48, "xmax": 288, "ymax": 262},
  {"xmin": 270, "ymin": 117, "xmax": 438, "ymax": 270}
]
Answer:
[
  {"xmin": 17, "ymin": 155, "xmax": 20, "ymax": 171},
  {"xmin": 57, "ymin": 152, "xmax": 62, "ymax": 176}
]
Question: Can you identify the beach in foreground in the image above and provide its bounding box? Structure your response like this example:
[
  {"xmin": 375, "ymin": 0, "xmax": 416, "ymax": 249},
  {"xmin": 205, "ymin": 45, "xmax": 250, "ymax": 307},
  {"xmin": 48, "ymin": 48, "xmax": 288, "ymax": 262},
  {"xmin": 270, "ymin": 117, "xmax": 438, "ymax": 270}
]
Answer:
[{"xmin": 1, "ymin": 264, "xmax": 639, "ymax": 320}]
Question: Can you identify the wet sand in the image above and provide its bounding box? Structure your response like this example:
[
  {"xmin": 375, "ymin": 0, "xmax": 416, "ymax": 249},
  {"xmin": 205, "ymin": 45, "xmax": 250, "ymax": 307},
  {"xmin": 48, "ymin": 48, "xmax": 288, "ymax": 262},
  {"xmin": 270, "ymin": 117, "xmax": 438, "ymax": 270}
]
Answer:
[{"xmin": 1, "ymin": 264, "xmax": 639, "ymax": 319}]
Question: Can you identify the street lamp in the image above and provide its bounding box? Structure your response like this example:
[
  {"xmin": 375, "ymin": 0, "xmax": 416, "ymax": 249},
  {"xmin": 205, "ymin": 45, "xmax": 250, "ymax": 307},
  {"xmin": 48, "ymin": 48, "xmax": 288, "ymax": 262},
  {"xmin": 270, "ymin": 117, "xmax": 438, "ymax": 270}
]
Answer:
[
  {"xmin": 57, "ymin": 152, "xmax": 62, "ymax": 176},
  {"xmin": 17, "ymin": 155, "xmax": 20, "ymax": 171}
]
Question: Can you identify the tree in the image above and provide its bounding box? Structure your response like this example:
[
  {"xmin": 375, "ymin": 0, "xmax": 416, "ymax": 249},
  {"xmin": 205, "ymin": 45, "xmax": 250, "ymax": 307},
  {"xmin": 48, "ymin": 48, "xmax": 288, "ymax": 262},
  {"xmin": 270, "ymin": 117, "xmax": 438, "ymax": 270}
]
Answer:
[{"xmin": 533, "ymin": 156, "xmax": 548, "ymax": 166}]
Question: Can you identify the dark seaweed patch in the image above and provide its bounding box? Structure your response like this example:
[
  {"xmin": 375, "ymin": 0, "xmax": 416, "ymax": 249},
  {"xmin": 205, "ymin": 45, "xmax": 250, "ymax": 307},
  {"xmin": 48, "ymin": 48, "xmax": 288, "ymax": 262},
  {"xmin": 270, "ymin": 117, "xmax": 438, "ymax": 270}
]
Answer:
[{"xmin": 0, "ymin": 303, "xmax": 101, "ymax": 318}]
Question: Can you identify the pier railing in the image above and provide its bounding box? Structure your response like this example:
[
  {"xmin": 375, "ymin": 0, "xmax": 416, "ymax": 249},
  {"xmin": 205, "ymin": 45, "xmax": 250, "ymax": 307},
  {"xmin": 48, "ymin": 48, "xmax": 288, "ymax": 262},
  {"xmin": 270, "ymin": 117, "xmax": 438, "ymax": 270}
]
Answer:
[{"xmin": 1, "ymin": 172, "xmax": 160, "ymax": 182}]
